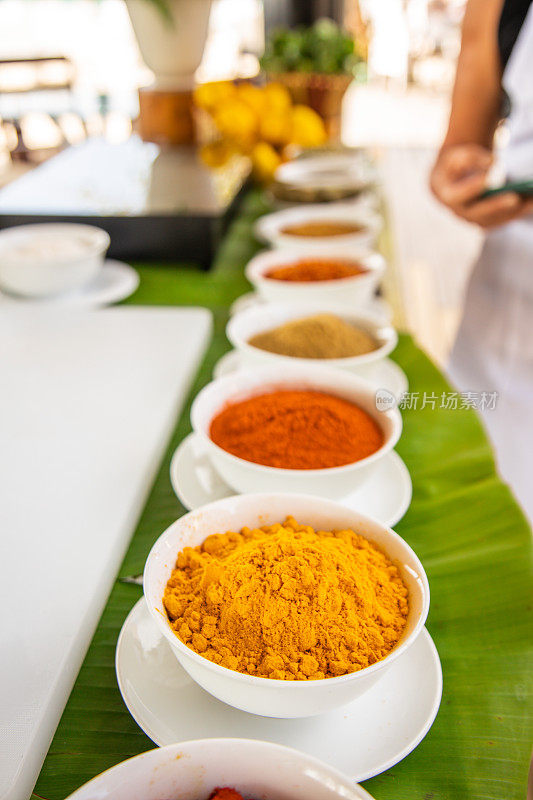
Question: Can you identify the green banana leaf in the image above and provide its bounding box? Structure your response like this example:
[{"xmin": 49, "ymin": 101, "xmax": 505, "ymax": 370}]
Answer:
[{"xmin": 32, "ymin": 190, "xmax": 532, "ymax": 800}]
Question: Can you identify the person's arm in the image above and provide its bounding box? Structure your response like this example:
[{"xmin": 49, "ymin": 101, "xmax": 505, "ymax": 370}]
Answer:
[
  {"xmin": 430, "ymin": 0, "xmax": 533, "ymax": 228},
  {"xmin": 444, "ymin": 0, "xmax": 503, "ymax": 149}
]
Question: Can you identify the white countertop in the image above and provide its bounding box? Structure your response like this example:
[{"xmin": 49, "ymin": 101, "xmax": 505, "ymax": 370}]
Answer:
[{"xmin": 0, "ymin": 305, "xmax": 212, "ymax": 800}]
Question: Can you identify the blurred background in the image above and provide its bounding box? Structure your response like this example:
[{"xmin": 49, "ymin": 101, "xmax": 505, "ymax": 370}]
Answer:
[{"xmin": 0, "ymin": 0, "xmax": 479, "ymax": 364}]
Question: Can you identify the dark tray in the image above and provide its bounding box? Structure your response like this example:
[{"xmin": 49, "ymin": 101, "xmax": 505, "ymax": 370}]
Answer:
[{"xmin": 0, "ymin": 138, "xmax": 250, "ymax": 269}]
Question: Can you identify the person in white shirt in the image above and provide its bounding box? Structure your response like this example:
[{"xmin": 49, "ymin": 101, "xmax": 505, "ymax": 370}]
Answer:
[{"xmin": 430, "ymin": 0, "xmax": 533, "ymax": 520}]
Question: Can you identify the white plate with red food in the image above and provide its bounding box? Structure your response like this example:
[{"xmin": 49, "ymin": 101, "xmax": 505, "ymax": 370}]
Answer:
[{"xmin": 66, "ymin": 738, "xmax": 376, "ymax": 800}]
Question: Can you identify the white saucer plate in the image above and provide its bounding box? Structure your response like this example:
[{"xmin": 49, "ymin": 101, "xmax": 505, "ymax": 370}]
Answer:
[
  {"xmin": 230, "ymin": 291, "xmax": 392, "ymax": 323},
  {"xmin": 170, "ymin": 433, "xmax": 412, "ymax": 526},
  {"xmin": 274, "ymin": 152, "xmax": 378, "ymax": 194},
  {"xmin": 0, "ymin": 259, "xmax": 139, "ymax": 308},
  {"xmin": 213, "ymin": 352, "xmax": 408, "ymax": 399},
  {"xmin": 116, "ymin": 598, "xmax": 442, "ymax": 784}
]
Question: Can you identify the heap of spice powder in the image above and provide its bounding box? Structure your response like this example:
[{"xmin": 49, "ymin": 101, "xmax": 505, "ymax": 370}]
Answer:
[
  {"xmin": 209, "ymin": 790, "xmax": 246, "ymax": 800},
  {"xmin": 248, "ymin": 313, "xmax": 378, "ymax": 359},
  {"xmin": 163, "ymin": 516, "xmax": 409, "ymax": 680},
  {"xmin": 281, "ymin": 221, "xmax": 363, "ymax": 237},
  {"xmin": 266, "ymin": 257, "xmax": 366, "ymax": 282},
  {"xmin": 209, "ymin": 389, "xmax": 383, "ymax": 469}
]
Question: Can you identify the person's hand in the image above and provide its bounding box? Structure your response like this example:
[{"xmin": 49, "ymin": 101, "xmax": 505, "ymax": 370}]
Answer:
[{"xmin": 430, "ymin": 144, "xmax": 533, "ymax": 228}]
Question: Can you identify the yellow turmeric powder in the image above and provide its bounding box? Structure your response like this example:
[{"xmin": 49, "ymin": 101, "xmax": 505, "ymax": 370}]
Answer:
[{"xmin": 163, "ymin": 516, "xmax": 409, "ymax": 680}]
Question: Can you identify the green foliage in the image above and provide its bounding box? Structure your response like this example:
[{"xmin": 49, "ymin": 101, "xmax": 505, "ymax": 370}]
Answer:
[{"xmin": 260, "ymin": 18, "xmax": 361, "ymax": 76}]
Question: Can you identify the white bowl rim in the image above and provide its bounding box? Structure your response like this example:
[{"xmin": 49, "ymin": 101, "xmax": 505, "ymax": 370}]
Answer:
[
  {"xmin": 255, "ymin": 203, "xmax": 381, "ymax": 226},
  {"xmin": 190, "ymin": 366, "xmax": 402, "ymax": 477},
  {"xmin": 245, "ymin": 249, "xmax": 386, "ymax": 288},
  {"xmin": 144, "ymin": 492, "xmax": 430, "ymax": 689},
  {"xmin": 0, "ymin": 222, "xmax": 111, "ymax": 267},
  {"xmin": 227, "ymin": 304, "xmax": 398, "ymax": 368},
  {"xmin": 275, "ymin": 152, "xmax": 374, "ymax": 185},
  {"xmin": 254, "ymin": 203, "xmax": 382, "ymax": 246},
  {"xmin": 66, "ymin": 737, "xmax": 374, "ymax": 800}
]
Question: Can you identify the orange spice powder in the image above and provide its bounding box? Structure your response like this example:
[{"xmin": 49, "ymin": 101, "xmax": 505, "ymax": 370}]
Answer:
[
  {"xmin": 209, "ymin": 389, "xmax": 384, "ymax": 469},
  {"xmin": 266, "ymin": 258, "xmax": 367, "ymax": 282},
  {"xmin": 281, "ymin": 221, "xmax": 363, "ymax": 237}
]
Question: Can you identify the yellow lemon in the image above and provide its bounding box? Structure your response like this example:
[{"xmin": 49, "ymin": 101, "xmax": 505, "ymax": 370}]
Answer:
[
  {"xmin": 194, "ymin": 81, "xmax": 236, "ymax": 111},
  {"xmin": 214, "ymin": 99, "xmax": 258, "ymax": 145},
  {"xmin": 237, "ymin": 83, "xmax": 266, "ymax": 115},
  {"xmin": 259, "ymin": 111, "xmax": 292, "ymax": 146},
  {"xmin": 290, "ymin": 105, "xmax": 327, "ymax": 147},
  {"xmin": 264, "ymin": 82, "xmax": 292, "ymax": 112},
  {"xmin": 251, "ymin": 142, "xmax": 282, "ymax": 183}
]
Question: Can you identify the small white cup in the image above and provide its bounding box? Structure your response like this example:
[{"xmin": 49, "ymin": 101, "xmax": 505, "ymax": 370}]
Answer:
[
  {"xmin": 227, "ymin": 303, "xmax": 398, "ymax": 381},
  {"xmin": 0, "ymin": 223, "xmax": 110, "ymax": 297},
  {"xmin": 254, "ymin": 202, "xmax": 382, "ymax": 254},
  {"xmin": 245, "ymin": 248, "xmax": 385, "ymax": 311},
  {"xmin": 190, "ymin": 364, "xmax": 402, "ymax": 500}
]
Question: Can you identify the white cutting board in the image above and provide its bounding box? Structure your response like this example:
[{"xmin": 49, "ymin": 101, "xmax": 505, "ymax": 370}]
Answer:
[{"xmin": 0, "ymin": 305, "xmax": 212, "ymax": 800}]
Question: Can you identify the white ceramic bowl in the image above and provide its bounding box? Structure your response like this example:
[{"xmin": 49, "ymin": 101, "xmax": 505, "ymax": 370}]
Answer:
[
  {"xmin": 143, "ymin": 493, "xmax": 430, "ymax": 718},
  {"xmin": 227, "ymin": 304, "xmax": 398, "ymax": 381},
  {"xmin": 0, "ymin": 223, "xmax": 110, "ymax": 297},
  {"xmin": 245, "ymin": 248, "xmax": 385, "ymax": 310},
  {"xmin": 190, "ymin": 364, "xmax": 402, "ymax": 499},
  {"xmin": 274, "ymin": 152, "xmax": 377, "ymax": 194},
  {"xmin": 66, "ymin": 739, "xmax": 375, "ymax": 800},
  {"xmin": 254, "ymin": 203, "xmax": 382, "ymax": 254}
]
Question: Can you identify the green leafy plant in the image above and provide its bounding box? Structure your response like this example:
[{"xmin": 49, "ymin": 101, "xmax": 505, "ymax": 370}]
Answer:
[{"xmin": 260, "ymin": 18, "xmax": 362, "ymax": 76}]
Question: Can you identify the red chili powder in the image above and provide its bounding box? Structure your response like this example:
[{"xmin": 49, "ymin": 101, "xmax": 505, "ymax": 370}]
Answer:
[
  {"xmin": 265, "ymin": 258, "xmax": 367, "ymax": 282},
  {"xmin": 209, "ymin": 790, "xmax": 245, "ymax": 800},
  {"xmin": 209, "ymin": 389, "xmax": 384, "ymax": 469}
]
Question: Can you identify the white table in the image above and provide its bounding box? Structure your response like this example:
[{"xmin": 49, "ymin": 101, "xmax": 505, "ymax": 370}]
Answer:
[{"xmin": 0, "ymin": 305, "xmax": 212, "ymax": 800}]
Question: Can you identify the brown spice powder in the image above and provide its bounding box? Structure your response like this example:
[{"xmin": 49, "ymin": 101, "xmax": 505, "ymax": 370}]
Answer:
[{"xmin": 248, "ymin": 313, "xmax": 378, "ymax": 359}]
